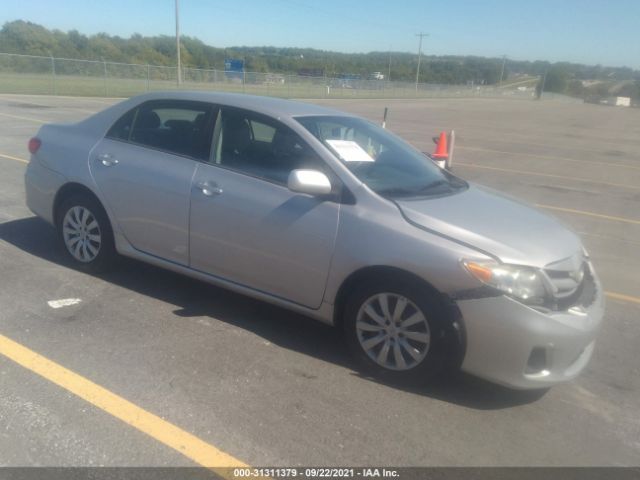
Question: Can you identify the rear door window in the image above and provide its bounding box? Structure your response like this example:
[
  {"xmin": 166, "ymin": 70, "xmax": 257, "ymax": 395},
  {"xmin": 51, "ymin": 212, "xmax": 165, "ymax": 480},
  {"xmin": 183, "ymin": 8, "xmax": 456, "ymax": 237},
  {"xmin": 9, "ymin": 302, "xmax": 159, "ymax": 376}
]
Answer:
[{"xmin": 125, "ymin": 100, "xmax": 216, "ymax": 160}]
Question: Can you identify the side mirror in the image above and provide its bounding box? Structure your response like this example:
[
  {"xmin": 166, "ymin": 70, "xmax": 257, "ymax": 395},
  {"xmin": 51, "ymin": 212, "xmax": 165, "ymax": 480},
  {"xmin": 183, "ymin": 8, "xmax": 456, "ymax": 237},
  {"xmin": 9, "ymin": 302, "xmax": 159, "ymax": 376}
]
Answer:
[{"xmin": 287, "ymin": 169, "xmax": 332, "ymax": 196}]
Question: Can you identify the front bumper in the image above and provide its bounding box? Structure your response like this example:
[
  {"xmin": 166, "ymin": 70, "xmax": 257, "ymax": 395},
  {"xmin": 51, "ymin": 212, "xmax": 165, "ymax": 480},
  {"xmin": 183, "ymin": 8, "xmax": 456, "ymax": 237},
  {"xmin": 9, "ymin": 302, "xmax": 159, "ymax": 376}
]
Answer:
[{"xmin": 456, "ymin": 264, "xmax": 604, "ymax": 390}]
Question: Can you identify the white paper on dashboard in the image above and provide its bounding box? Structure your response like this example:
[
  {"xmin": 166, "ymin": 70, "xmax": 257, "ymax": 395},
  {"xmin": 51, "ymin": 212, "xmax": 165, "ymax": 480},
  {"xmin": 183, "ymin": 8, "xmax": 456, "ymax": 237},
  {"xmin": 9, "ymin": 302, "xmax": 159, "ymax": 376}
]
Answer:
[{"xmin": 326, "ymin": 140, "xmax": 375, "ymax": 162}]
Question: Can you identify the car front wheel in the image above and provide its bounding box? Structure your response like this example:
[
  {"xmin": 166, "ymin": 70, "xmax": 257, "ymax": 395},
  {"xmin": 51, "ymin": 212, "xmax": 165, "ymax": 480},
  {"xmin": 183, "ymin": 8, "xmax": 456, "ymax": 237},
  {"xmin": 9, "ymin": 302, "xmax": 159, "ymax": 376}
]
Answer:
[{"xmin": 344, "ymin": 278, "xmax": 449, "ymax": 385}]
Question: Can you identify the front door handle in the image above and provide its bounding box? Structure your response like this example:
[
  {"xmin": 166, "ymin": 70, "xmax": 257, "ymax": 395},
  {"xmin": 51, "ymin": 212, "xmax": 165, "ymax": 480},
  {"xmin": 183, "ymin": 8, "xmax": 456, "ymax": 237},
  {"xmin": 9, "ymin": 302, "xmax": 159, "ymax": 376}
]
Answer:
[
  {"xmin": 196, "ymin": 181, "xmax": 223, "ymax": 197},
  {"xmin": 97, "ymin": 153, "xmax": 119, "ymax": 167}
]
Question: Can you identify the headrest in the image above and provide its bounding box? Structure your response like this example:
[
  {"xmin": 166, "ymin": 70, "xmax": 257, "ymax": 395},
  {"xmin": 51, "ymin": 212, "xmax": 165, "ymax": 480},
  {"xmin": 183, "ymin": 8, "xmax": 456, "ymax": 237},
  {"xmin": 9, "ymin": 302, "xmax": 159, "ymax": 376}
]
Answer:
[
  {"xmin": 272, "ymin": 129, "xmax": 304, "ymax": 157},
  {"xmin": 136, "ymin": 110, "xmax": 161, "ymax": 129},
  {"xmin": 223, "ymin": 116, "xmax": 251, "ymax": 153}
]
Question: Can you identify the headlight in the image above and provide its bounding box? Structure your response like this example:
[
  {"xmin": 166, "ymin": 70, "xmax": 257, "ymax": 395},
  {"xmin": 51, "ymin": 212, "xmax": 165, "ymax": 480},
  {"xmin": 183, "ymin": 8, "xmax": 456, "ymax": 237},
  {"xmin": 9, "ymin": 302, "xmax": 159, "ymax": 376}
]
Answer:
[{"xmin": 463, "ymin": 260, "xmax": 547, "ymax": 304}]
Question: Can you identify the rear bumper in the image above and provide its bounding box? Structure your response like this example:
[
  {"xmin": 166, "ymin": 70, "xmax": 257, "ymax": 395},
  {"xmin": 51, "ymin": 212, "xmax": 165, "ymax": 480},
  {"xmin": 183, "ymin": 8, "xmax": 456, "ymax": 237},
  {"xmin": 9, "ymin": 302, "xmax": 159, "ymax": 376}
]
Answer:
[
  {"xmin": 24, "ymin": 157, "xmax": 66, "ymax": 225},
  {"xmin": 456, "ymin": 264, "xmax": 604, "ymax": 390}
]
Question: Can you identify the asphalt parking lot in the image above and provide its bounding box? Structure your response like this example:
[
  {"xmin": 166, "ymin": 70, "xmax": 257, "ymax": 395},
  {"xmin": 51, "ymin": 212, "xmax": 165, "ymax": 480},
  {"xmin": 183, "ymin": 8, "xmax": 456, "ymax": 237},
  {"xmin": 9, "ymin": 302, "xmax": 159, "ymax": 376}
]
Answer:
[{"xmin": 0, "ymin": 93, "xmax": 639, "ymax": 468}]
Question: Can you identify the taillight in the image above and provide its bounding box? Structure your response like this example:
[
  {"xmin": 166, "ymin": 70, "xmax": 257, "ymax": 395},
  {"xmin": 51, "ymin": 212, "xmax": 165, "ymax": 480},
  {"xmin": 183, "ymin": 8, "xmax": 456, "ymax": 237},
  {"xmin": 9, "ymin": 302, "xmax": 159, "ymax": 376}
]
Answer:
[{"xmin": 28, "ymin": 137, "xmax": 41, "ymax": 154}]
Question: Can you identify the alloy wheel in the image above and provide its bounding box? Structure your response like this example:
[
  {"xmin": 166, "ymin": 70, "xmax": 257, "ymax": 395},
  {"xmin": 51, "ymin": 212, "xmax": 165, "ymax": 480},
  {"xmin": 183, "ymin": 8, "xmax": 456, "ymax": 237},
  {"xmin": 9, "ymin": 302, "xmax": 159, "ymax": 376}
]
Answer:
[
  {"xmin": 355, "ymin": 293, "xmax": 431, "ymax": 371},
  {"xmin": 62, "ymin": 206, "xmax": 102, "ymax": 263}
]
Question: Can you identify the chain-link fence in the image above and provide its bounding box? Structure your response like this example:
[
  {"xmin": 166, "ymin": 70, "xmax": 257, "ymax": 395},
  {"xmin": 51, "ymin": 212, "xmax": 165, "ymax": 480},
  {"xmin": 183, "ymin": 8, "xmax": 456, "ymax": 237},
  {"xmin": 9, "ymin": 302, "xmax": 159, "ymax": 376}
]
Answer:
[{"xmin": 1, "ymin": 52, "xmax": 551, "ymax": 100}]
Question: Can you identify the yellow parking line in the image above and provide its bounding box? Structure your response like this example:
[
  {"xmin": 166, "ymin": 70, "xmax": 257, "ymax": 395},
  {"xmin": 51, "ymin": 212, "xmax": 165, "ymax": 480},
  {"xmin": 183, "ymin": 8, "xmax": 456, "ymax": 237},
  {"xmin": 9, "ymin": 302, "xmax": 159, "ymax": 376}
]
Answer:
[
  {"xmin": 0, "ymin": 333, "xmax": 248, "ymax": 475},
  {"xmin": 606, "ymin": 292, "xmax": 640, "ymax": 305},
  {"xmin": 0, "ymin": 111, "xmax": 46, "ymax": 124},
  {"xmin": 0, "ymin": 153, "xmax": 29, "ymax": 164},
  {"xmin": 457, "ymin": 162, "xmax": 640, "ymax": 191},
  {"xmin": 457, "ymin": 145, "xmax": 640, "ymax": 171},
  {"xmin": 535, "ymin": 204, "xmax": 640, "ymax": 225}
]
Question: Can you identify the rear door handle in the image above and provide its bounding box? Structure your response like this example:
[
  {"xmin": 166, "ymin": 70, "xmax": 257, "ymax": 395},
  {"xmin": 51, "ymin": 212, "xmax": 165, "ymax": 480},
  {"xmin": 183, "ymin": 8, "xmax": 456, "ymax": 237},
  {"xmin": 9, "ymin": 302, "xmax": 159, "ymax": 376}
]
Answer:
[
  {"xmin": 97, "ymin": 153, "xmax": 119, "ymax": 167},
  {"xmin": 196, "ymin": 181, "xmax": 223, "ymax": 196}
]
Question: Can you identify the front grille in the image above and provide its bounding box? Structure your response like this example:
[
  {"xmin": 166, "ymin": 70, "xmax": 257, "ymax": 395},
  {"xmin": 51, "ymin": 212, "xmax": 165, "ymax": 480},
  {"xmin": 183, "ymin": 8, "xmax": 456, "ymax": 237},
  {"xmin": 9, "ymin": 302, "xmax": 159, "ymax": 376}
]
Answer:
[
  {"xmin": 545, "ymin": 264, "xmax": 585, "ymax": 298},
  {"xmin": 542, "ymin": 252, "xmax": 596, "ymax": 311},
  {"xmin": 555, "ymin": 266, "xmax": 596, "ymax": 310}
]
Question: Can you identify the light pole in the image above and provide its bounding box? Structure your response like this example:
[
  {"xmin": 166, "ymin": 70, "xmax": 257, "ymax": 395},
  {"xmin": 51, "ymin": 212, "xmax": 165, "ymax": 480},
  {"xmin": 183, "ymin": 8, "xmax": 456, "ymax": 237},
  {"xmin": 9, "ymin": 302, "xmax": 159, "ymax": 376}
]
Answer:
[
  {"xmin": 175, "ymin": 0, "xmax": 182, "ymax": 86},
  {"xmin": 387, "ymin": 47, "xmax": 392, "ymax": 82},
  {"xmin": 415, "ymin": 32, "xmax": 428, "ymax": 91}
]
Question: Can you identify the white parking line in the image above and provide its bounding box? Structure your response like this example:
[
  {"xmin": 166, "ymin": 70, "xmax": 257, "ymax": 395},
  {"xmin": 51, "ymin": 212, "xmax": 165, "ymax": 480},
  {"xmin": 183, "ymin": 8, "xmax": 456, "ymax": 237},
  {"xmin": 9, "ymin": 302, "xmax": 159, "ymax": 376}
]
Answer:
[
  {"xmin": 0, "ymin": 111, "xmax": 46, "ymax": 124},
  {"xmin": 47, "ymin": 298, "xmax": 82, "ymax": 309}
]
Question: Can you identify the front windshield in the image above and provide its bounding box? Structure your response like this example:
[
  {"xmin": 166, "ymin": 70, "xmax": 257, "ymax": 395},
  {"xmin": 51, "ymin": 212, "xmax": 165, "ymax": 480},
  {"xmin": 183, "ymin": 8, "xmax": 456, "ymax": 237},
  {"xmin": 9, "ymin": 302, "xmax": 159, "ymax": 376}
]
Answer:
[{"xmin": 296, "ymin": 115, "xmax": 467, "ymax": 198}]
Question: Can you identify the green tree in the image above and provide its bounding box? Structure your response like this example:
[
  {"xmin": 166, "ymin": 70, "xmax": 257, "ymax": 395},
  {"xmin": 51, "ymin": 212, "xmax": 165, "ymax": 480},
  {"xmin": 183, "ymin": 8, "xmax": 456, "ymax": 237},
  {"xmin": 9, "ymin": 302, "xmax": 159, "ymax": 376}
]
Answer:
[
  {"xmin": 542, "ymin": 66, "xmax": 570, "ymax": 93},
  {"xmin": 1, "ymin": 19, "xmax": 638, "ymax": 93}
]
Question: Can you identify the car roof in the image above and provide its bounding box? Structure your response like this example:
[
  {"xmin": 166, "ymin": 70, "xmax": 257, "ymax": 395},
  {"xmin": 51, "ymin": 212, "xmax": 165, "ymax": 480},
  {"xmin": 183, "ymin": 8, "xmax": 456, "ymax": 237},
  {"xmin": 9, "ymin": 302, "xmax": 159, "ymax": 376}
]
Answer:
[{"xmin": 128, "ymin": 90, "xmax": 351, "ymax": 119}]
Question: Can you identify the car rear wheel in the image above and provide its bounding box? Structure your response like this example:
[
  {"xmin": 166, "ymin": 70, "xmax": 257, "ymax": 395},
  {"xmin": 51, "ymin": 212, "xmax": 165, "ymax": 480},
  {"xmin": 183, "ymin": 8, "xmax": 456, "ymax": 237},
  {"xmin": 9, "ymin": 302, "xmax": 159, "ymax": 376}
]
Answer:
[
  {"xmin": 344, "ymin": 278, "xmax": 449, "ymax": 385},
  {"xmin": 56, "ymin": 194, "xmax": 116, "ymax": 272}
]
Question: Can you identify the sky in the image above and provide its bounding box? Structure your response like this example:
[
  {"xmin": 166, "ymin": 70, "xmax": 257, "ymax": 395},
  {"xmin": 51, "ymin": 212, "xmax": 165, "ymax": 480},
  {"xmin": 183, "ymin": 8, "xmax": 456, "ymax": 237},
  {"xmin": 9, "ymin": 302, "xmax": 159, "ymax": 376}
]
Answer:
[{"xmin": 1, "ymin": 0, "xmax": 639, "ymax": 68}]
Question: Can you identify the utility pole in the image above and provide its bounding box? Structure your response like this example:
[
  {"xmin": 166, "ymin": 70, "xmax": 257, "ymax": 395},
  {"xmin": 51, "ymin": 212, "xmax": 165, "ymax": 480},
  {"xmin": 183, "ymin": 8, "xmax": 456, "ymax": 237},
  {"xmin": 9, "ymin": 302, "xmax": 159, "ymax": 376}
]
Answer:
[
  {"xmin": 538, "ymin": 71, "xmax": 547, "ymax": 100},
  {"xmin": 415, "ymin": 32, "xmax": 429, "ymax": 91},
  {"xmin": 499, "ymin": 55, "xmax": 506, "ymax": 86},
  {"xmin": 49, "ymin": 53, "xmax": 56, "ymax": 96},
  {"xmin": 102, "ymin": 58, "xmax": 108, "ymax": 96},
  {"xmin": 387, "ymin": 47, "xmax": 392, "ymax": 82},
  {"xmin": 175, "ymin": 0, "xmax": 182, "ymax": 86}
]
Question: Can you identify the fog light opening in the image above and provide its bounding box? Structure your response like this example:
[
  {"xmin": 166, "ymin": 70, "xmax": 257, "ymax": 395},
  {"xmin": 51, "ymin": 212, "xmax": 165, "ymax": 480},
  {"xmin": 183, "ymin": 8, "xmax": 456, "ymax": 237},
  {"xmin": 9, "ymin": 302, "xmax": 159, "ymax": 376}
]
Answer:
[{"xmin": 525, "ymin": 347, "xmax": 548, "ymax": 375}]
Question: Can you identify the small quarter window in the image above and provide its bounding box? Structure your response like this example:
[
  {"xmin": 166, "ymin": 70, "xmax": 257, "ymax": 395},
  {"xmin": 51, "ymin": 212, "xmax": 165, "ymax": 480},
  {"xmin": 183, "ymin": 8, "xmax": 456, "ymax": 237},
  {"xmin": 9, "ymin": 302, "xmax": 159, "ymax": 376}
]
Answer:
[
  {"xmin": 106, "ymin": 108, "xmax": 136, "ymax": 141},
  {"xmin": 250, "ymin": 120, "xmax": 276, "ymax": 143}
]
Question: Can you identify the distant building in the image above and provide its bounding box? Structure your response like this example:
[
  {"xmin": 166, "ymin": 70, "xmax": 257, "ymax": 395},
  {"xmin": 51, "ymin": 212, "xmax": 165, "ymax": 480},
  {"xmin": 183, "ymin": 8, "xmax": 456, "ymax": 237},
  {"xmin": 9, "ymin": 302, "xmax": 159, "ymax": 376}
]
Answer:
[
  {"xmin": 298, "ymin": 68, "xmax": 324, "ymax": 77},
  {"xmin": 598, "ymin": 96, "xmax": 631, "ymax": 107},
  {"xmin": 265, "ymin": 74, "xmax": 285, "ymax": 84},
  {"xmin": 615, "ymin": 96, "xmax": 631, "ymax": 107},
  {"xmin": 581, "ymin": 80, "xmax": 604, "ymax": 87},
  {"xmin": 337, "ymin": 73, "xmax": 361, "ymax": 80}
]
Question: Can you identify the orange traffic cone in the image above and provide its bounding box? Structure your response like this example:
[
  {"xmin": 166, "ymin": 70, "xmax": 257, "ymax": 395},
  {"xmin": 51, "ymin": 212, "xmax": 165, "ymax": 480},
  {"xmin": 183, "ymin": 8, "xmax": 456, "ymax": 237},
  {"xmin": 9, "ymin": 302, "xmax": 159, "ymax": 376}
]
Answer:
[{"xmin": 431, "ymin": 131, "xmax": 448, "ymax": 159}]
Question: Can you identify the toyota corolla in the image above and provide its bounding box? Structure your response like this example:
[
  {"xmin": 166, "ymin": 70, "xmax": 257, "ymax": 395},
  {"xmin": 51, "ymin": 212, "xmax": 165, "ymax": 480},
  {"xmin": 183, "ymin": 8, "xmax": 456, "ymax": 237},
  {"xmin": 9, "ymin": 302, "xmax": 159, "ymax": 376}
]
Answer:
[{"xmin": 24, "ymin": 91, "xmax": 604, "ymax": 389}]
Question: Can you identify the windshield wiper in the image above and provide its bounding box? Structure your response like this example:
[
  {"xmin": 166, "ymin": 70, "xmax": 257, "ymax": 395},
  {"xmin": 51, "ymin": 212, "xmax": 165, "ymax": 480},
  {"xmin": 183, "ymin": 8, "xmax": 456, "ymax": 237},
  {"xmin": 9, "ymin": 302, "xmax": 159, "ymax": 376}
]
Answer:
[
  {"xmin": 417, "ymin": 179, "xmax": 449, "ymax": 191},
  {"xmin": 379, "ymin": 179, "xmax": 450, "ymax": 197},
  {"xmin": 377, "ymin": 187, "xmax": 420, "ymax": 197}
]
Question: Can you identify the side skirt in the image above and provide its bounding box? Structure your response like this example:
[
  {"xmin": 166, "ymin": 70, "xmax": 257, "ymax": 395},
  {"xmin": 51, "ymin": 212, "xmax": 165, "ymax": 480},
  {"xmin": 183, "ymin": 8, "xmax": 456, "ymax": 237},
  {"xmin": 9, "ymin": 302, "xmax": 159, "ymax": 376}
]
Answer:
[{"xmin": 113, "ymin": 232, "xmax": 336, "ymax": 326}]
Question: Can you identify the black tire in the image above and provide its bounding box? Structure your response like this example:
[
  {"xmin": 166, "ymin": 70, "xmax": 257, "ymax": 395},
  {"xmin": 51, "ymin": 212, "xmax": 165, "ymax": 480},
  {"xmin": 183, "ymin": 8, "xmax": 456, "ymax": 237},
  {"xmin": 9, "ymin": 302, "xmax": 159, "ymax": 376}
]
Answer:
[
  {"xmin": 343, "ymin": 277, "xmax": 450, "ymax": 385},
  {"xmin": 56, "ymin": 193, "xmax": 117, "ymax": 273}
]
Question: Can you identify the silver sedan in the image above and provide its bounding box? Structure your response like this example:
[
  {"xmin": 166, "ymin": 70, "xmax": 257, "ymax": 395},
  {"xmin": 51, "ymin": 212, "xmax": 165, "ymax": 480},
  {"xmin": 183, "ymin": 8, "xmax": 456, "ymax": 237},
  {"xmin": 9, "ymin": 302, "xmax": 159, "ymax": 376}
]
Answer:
[{"xmin": 24, "ymin": 91, "xmax": 604, "ymax": 389}]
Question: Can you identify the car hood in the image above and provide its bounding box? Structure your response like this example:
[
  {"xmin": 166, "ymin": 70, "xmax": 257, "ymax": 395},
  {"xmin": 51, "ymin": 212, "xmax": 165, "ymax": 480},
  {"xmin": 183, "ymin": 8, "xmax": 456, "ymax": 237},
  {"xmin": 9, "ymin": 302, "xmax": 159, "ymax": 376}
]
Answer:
[{"xmin": 396, "ymin": 184, "xmax": 582, "ymax": 267}]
